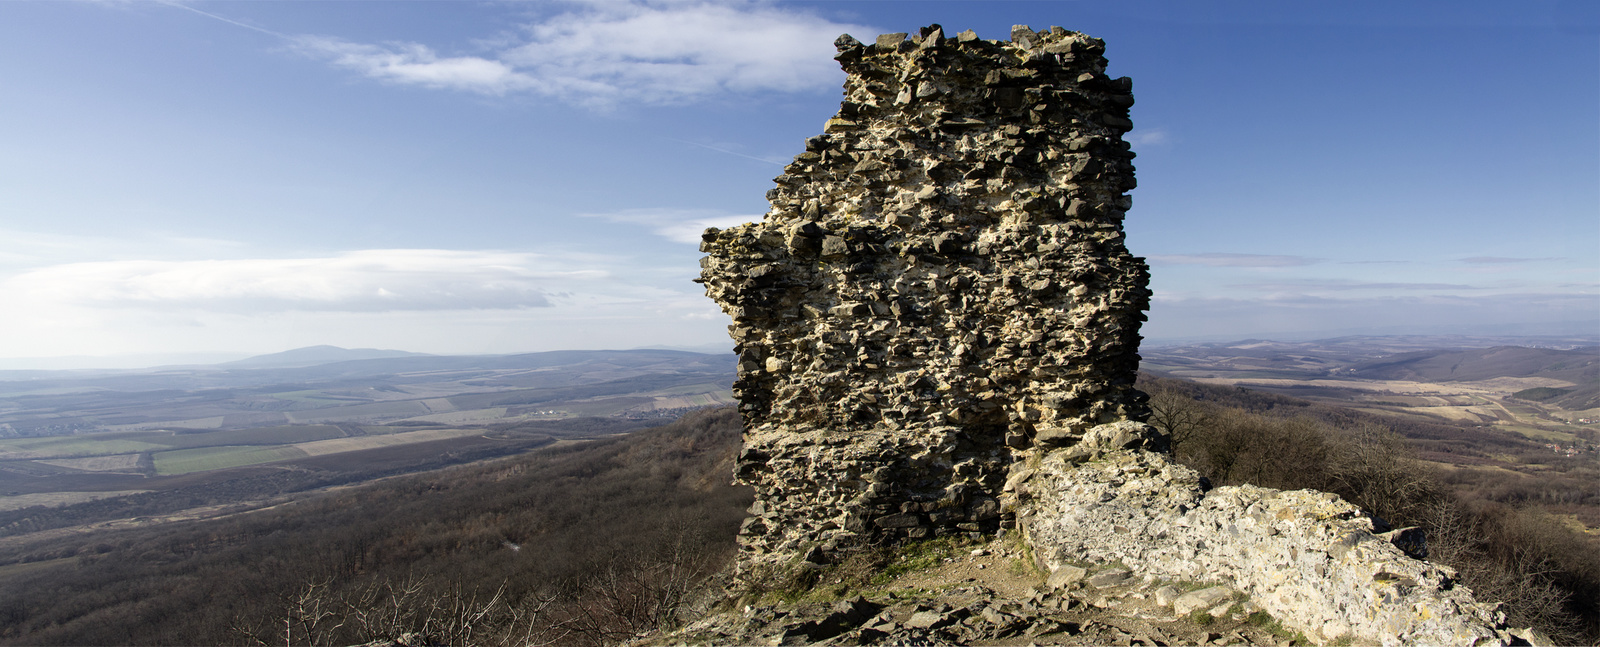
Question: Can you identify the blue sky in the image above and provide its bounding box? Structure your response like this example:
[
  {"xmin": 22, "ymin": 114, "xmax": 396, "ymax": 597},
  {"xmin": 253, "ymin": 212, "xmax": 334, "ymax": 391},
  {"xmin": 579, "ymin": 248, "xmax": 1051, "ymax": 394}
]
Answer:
[{"xmin": 0, "ymin": 0, "xmax": 1595, "ymax": 367}]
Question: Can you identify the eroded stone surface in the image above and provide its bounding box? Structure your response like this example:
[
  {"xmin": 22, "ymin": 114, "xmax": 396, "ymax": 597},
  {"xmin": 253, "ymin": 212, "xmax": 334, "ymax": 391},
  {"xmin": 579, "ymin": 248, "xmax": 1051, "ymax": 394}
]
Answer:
[
  {"xmin": 698, "ymin": 23, "xmax": 1152, "ymax": 572},
  {"xmin": 1017, "ymin": 449, "xmax": 1529, "ymax": 645}
]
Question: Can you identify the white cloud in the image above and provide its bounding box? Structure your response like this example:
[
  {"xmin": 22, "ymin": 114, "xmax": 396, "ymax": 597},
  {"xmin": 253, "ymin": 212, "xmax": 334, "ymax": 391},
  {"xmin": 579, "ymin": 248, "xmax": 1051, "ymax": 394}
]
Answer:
[
  {"xmin": 1460, "ymin": 256, "xmax": 1561, "ymax": 264},
  {"xmin": 5, "ymin": 249, "xmax": 583, "ymax": 313},
  {"xmin": 1230, "ymin": 280, "xmax": 1479, "ymax": 292},
  {"xmin": 1143, "ymin": 292, "xmax": 1600, "ymax": 341},
  {"xmin": 584, "ymin": 208, "xmax": 758, "ymax": 244},
  {"xmin": 1148, "ymin": 253, "xmax": 1319, "ymax": 268},
  {"xmin": 1126, "ymin": 128, "xmax": 1168, "ymax": 147},
  {"xmin": 291, "ymin": 36, "xmax": 538, "ymax": 95},
  {"xmin": 288, "ymin": 1, "xmax": 871, "ymax": 105}
]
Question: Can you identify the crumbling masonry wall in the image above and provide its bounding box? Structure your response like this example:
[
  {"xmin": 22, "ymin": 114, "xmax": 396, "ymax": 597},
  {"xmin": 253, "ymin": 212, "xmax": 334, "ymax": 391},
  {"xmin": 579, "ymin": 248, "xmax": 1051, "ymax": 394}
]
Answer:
[
  {"xmin": 697, "ymin": 23, "xmax": 1533, "ymax": 646},
  {"xmin": 697, "ymin": 25, "xmax": 1158, "ymax": 570},
  {"xmin": 1014, "ymin": 450, "xmax": 1529, "ymax": 645}
]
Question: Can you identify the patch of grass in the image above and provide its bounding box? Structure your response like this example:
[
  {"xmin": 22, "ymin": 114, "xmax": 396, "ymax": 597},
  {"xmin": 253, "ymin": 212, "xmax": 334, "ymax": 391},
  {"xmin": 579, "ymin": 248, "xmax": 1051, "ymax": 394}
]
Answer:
[
  {"xmin": 1004, "ymin": 530, "xmax": 1046, "ymax": 581},
  {"xmin": 1247, "ymin": 610, "xmax": 1309, "ymax": 644},
  {"xmin": 1188, "ymin": 609, "xmax": 1215, "ymax": 626},
  {"xmin": 1172, "ymin": 580, "xmax": 1215, "ymax": 593},
  {"xmin": 745, "ymin": 548, "xmax": 884, "ymax": 606},
  {"xmin": 873, "ymin": 536, "xmax": 962, "ymax": 584}
]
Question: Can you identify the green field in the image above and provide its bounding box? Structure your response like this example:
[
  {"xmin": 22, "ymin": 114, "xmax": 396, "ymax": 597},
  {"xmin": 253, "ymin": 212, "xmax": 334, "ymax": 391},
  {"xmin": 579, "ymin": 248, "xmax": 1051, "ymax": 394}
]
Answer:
[
  {"xmin": 152, "ymin": 445, "xmax": 310, "ymax": 475},
  {"xmin": 0, "ymin": 436, "xmax": 167, "ymax": 459},
  {"xmin": 268, "ymin": 390, "xmax": 366, "ymax": 403},
  {"xmin": 401, "ymin": 408, "xmax": 507, "ymax": 424},
  {"xmin": 652, "ymin": 382, "xmax": 733, "ymax": 396},
  {"xmin": 145, "ymin": 425, "xmax": 348, "ymax": 448},
  {"xmin": 0, "ymin": 426, "xmax": 352, "ymax": 460},
  {"xmin": 284, "ymin": 401, "xmax": 430, "ymax": 423}
]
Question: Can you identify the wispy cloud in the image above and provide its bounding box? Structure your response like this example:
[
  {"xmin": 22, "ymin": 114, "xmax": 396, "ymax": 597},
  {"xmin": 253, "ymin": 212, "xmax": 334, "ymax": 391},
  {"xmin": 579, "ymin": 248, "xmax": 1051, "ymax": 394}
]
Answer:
[
  {"xmin": 1144, "ymin": 292, "xmax": 1600, "ymax": 340},
  {"xmin": 291, "ymin": 37, "xmax": 536, "ymax": 95},
  {"xmin": 275, "ymin": 1, "xmax": 871, "ymax": 105},
  {"xmin": 0, "ymin": 229, "xmax": 248, "ymax": 269},
  {"xmin": 1231, "ymin": 280, "xmax": 1479, "ymax": 292},
  {"xmin": 1460, "ymin": 256, "xmax": 1562, "ymax": 264},
  {"xmin": 1148, "ymin": 253, "xmax": 1319, "ymax": 268},
  {"xmin": 5, "ymin": 250, "xmax": 586, "ymax": 313},
  {"xmin": 584, "ymin": 208, "xmax": 758, "ymax": 244},
  {"xmin": 1126, "ymin": 128, "xmax": 1168, "ymax": 147}
]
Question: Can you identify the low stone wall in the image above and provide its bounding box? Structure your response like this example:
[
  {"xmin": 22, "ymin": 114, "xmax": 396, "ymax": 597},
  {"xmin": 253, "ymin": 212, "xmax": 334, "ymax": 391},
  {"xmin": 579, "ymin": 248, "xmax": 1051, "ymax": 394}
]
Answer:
[{"xmin": 1013, "ymin": 445, "xmax": 1530, "ymax": 645}]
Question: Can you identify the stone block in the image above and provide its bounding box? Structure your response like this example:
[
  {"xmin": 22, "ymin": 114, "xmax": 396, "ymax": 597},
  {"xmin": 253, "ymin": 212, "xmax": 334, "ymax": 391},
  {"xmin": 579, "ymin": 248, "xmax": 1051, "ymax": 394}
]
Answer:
[
  {"xmin": 1172, "ymin": 586, "xmax": 1234, "ymax": 617},
  {"xmin": 1085, "ymin": 568, "xmax": 1132, "ymax": 588},
  {"xmin": 1046, "ymin": 565, "xmax": 1086, "ymax": 590}
]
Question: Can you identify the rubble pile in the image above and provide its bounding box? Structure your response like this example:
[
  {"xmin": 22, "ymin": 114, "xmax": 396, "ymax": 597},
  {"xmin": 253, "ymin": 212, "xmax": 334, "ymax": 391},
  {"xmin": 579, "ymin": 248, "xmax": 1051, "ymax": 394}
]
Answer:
[{"xmin": 1015, "ymin": 449, "xmax": 1529, "ymax": 645}]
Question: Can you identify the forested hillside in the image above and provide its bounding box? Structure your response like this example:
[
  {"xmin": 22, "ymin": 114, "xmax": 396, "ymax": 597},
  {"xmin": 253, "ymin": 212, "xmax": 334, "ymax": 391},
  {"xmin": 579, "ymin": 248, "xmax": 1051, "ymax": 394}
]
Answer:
[{"xmin": 0, "ymin": 408, "xmax": 750, "ymax": 646}]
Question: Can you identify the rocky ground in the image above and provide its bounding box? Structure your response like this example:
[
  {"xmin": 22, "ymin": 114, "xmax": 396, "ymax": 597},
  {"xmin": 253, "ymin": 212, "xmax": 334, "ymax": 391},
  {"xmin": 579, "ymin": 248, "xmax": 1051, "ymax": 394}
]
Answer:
[{"xmin": 646, "ymin": 533, "xmax": 1302, "ymax": 646}]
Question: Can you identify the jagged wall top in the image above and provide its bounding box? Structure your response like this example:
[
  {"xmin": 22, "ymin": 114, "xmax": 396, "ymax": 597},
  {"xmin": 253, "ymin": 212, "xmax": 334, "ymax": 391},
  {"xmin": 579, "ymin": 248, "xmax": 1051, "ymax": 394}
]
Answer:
[{"xmin": 701, "ymin": 24, "xmax": 1148, "ymax": 442}]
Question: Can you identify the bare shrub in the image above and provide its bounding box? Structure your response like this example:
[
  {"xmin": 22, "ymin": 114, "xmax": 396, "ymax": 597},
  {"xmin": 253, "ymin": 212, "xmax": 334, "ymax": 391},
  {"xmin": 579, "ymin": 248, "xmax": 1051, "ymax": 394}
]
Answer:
[
  {"xmin": 1422, "ymin": 500, "xmax": 1588, "ymax": 644},
  {"xmin": 245, "ymin": 576, "xmax": 556, "ymax": 647},
  {"xmin": 546, "ymin": 520, "xmax": 734, "ymax": 647},
  {"xmin": 1326, "ymin": 424, "xmax": 1439, "ymax": 526},
  {"xmin": 1145, "ymin": 376, "xmax": 1600, "ymax": 643}
]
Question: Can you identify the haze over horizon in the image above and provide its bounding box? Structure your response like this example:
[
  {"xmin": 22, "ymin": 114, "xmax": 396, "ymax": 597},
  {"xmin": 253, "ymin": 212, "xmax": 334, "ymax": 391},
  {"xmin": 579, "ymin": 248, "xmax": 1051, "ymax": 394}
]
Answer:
[{"xmin": 2, "ymin": 0, "xmax": 1595, "ymax": 369}]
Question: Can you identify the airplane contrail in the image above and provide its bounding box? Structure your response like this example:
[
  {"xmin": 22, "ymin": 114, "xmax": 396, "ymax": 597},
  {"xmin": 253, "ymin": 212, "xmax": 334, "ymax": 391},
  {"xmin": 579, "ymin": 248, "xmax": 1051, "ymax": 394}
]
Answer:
[
  {"xmin": 155, "ymin": 1, "xmax": 288, "ymax": 39},
  {"xmin": 665, "ymin": 138, "xmax": 785, "ymax": 166}
]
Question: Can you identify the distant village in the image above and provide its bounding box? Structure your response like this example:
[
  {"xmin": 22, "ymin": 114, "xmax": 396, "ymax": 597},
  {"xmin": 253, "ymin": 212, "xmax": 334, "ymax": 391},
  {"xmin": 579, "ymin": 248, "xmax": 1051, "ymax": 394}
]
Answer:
[{"xmin": 1544, "ymin": 442, "xmax": 1593, "ymax": 458}]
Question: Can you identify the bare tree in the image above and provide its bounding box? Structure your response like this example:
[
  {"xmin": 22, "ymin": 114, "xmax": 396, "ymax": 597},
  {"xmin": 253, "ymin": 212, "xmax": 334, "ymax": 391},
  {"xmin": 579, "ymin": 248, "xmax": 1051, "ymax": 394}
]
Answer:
[
  {"xmin": 1146, "ymin": 386, "xmax": 1214, "ymax": 454},
  {"xmin": 1328, "ymin": 424, "xmax": 1437, "ymax": 525}
]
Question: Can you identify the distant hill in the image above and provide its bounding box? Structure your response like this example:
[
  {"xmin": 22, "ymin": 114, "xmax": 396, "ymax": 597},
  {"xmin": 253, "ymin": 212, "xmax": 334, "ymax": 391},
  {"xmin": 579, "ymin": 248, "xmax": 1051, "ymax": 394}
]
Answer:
[
  {"xmin": 222, "ymin": 345, "xmax": 432, "ymax": 369},
  {"xmin": 1348, "ymin": 345, "xmax": 1600, "ymax": 384}
]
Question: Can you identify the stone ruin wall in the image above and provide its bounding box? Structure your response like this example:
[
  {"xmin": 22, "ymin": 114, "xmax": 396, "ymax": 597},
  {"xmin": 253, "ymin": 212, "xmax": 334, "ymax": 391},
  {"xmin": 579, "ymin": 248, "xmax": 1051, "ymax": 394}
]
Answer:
[
  {"xmin": 1014, "ymin": 449, "xmax": 1531, "ymax": 645},
  {"xmin": 697, "ymin": 24, "xmax": 1157, "ymax": 570},
  {"xmin": 698, "ymin": 24, "xmax": 1533, "ymax": 646}
]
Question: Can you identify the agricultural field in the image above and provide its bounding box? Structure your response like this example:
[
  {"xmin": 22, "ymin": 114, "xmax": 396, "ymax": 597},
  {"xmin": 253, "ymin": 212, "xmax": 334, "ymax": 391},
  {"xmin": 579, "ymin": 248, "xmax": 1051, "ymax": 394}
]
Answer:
[
  {"xmin": 284, "ymin": 400, "xmax": 432, "ymax": 423},
  {"xmin": 36, "ymin": 454, "xmax": 142, "ymax": 472},
  {"xmin": 290, "ymin": 428, "xmax": 488, "ymax": 457},
  {"xmin": 400, "ymin": 407, "xmax": 509, "ymax": 424},
  {"xmin": 0, "ymin": 436, "xmax": 168, "ymax": 460},
  {"xmin": 1149, "ymin": 337, "xmax": 1599, "ymax": 452},
  {"xmin": 153, "ymin": 445, "xmax": 312, "ymax": 475},
  {"xmin": 0, "ymin": 348, "xmax": 732, "ymax": 522},
  {"xmin": 1192, "ymin": 376, "xmax": 1595, "ymax": 444},
  {"xmin": 0, "ymin": 490, "xmax": 152, "ymax": 512}
]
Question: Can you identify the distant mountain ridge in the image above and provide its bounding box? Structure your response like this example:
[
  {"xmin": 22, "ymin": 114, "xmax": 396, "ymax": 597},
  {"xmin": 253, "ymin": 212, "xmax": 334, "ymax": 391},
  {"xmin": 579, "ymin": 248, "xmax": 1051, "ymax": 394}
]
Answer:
[
  {"xmin": 221, "ymin": 345, "xmax": 432, "ymax": 369},
  {"xmin": 1349, "ymin": 345, "xmax": 1600, "ymax": 383},
  {"xmin": 1349, "ymin": 345, "xmax": 1600, "ymax": 410}
]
